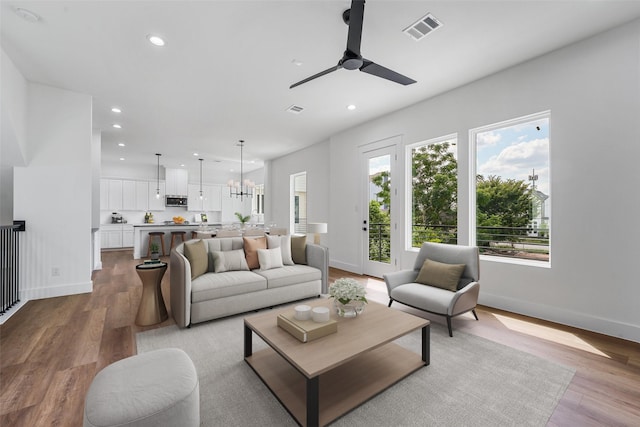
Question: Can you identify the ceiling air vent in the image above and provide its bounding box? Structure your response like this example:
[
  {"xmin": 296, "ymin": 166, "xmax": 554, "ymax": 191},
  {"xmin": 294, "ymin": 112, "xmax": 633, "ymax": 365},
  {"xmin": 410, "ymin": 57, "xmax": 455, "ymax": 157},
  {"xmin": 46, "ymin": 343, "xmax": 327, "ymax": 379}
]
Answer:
[
  {"xmin": 286, "ymin": 105, "xmax": 304, "ymax": 114},
  {"xmin": 403, "ymin": 13, "xmax": 442, "ymax": 41}
]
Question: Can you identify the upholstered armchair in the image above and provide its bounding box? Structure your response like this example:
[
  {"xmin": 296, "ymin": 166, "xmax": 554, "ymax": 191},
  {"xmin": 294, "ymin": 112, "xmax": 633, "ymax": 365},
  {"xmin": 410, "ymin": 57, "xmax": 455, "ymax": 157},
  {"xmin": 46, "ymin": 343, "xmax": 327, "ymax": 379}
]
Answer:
[{"xmin": 384, "ymin": 242, "xmax": 480, "ymax": 337}]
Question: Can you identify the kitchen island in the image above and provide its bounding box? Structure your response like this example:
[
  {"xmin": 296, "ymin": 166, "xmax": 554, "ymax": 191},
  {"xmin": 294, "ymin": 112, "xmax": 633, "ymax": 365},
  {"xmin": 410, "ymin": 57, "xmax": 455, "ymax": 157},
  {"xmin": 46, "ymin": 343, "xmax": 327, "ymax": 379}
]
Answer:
[{"xmin": 132, "ymin": 223, "xmax": 219, "ymax": 259}]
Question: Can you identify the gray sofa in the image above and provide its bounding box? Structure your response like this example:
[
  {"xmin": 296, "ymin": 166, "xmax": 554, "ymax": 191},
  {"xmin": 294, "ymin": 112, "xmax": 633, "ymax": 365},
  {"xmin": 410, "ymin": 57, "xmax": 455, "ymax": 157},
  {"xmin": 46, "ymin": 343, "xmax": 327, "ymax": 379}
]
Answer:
[{"xmin": 170, "ymin": 237, "xmax": 328, "ymax": 328}]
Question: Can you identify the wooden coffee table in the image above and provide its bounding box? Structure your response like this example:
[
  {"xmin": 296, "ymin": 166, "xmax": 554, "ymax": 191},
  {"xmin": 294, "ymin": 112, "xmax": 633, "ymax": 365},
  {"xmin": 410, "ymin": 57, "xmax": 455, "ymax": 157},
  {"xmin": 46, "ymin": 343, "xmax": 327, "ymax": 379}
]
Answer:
[{"xmin": 244, "ymin": 299, "xmax": 430, "ymax": 427}]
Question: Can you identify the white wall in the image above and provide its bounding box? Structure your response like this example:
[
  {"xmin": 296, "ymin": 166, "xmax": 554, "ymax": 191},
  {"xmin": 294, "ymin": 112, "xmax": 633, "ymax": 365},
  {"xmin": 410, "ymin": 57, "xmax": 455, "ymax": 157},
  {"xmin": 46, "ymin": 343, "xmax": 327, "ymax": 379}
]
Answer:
[
  {"xmin": 13, "ymin": 83, "xmax": 93, "ymax": 300},
  {"xmin": 271, "ymin": 20, "xmax": 640, "ymax": 342},
  {"xmin": 268, "ymin": 141, "xmax": 330, "ymax": 242}
]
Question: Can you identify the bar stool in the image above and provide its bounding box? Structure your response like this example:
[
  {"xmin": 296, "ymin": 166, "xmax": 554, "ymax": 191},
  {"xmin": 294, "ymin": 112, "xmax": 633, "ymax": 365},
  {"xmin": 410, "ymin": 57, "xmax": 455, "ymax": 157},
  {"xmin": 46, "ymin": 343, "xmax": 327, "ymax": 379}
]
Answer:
[
  {"xmin": 147, "ymin": 232, "xmax": 166, "ymax": 257},
  {"xmin": 170, "ymin": 231, "xmax": 186, "ymax": 250},
  {"xmin": 191, "ymin": 231, "xmax": 198, "ymax": 240}
]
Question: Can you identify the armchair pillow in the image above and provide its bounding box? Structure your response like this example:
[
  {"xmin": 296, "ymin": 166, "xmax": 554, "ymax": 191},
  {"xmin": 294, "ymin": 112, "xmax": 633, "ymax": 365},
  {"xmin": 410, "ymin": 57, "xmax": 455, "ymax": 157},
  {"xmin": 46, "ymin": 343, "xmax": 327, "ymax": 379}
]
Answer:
[
  {"xmin": 415, "ymin": 259, "xmax": 466, "ymax": 292},
  {"xmin": 266, "ymin": 234, "xmax": 294, "ymax": 265},
  {"xmin": 243, "ymin": 236, "xmax": 267, "ymax": 270},
  {"xmin": 291, "ymin": 235, "xmax": 307, "ymax": 265},
  {"xmin": 183, "ymin": 239, "xmax": 208, "ymax": 279},
  {"xmin": 212, "ymin": 249, "xmax": 249, "ymax": 273},
  {"xmin": 257, "ymin": 248, "xmax": 284, "ymax": 270}
]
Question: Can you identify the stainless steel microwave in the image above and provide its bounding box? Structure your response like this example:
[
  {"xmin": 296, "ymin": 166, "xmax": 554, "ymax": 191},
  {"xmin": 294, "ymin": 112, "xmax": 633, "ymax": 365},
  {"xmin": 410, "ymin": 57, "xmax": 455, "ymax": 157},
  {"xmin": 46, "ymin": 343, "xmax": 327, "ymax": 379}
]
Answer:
[{"xmin": 166, "ymin": 196, "xmax": 188, "ymax": 207}]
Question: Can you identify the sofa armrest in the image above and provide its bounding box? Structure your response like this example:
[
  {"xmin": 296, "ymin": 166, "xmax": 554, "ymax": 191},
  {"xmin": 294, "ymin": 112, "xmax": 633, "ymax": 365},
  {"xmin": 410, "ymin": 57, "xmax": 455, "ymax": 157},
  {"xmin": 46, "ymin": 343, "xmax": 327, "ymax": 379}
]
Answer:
[
  {"xmin": 383, "ymin": 270, "xmax": 419, "ymax": 294},
  {"xmin": 449, "ymin": 281, "xmax": 480, "ymax": 316},
  {"xmin": 170, "ymin": 247, "xmax": 192, "ymax": 328},
  {"xmin": 305, "ymin": 243, "xmax": 328, "ymax": 294}
]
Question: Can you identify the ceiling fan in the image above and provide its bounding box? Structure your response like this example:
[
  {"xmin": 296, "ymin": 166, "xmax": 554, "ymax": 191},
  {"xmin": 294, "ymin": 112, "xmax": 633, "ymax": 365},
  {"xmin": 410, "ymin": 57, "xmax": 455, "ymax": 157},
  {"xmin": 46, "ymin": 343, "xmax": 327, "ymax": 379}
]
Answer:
[{"xmin": 290, "ymin": 0, "xmax": 416, "ymax": 89}]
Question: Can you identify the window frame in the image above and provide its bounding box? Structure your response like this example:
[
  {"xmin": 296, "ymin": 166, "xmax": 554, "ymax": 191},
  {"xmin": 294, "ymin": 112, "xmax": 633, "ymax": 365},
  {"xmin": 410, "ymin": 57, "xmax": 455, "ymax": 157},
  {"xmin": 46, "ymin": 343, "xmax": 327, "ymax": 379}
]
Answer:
[
  {"xmin": 405, "ymin": 133, "xmax": 458, "ymax": 252},
  {"xmin": 469, "ymin": 111, "xmax": 551, "ymax": 268}
]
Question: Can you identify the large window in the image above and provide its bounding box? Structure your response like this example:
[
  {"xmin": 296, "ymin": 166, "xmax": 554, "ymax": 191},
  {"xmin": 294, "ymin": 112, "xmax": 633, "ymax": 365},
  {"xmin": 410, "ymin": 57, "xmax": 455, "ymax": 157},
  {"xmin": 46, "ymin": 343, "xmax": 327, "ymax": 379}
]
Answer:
[
  {"xmin": 406, "ymin": 134, "xmax": 458, "ymax": 249},
  {"xmin": 471, "ymin": 112, "xmax": 550, "ymax": 264}
]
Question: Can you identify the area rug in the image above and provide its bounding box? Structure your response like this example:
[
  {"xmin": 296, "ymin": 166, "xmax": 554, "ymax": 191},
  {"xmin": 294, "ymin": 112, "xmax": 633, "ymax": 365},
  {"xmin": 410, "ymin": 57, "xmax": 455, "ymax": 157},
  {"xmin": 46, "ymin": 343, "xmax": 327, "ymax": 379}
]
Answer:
[{"xmin": 136, "ymin": 309, "xmax": 574, "ymax": 426}]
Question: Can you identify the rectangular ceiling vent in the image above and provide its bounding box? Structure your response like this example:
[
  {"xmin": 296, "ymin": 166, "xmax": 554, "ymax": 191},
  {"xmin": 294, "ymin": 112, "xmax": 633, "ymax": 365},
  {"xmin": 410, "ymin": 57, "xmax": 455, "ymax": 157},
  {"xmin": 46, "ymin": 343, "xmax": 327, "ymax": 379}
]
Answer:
[
  {"xmin": 403, "ymin": 13, "xmax": 442, "ymax": 41},
  {"xmin": 286, "ymin": 105, "xmax": 304, "ymax": 114}
]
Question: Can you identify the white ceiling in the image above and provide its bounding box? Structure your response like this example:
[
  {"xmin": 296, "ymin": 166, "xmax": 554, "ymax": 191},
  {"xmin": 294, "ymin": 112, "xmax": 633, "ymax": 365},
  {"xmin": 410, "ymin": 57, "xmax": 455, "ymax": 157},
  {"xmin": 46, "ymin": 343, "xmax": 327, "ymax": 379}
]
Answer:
[{"xmin": 3, "ymin": 0, "xmax": 640, "ymax": 173}]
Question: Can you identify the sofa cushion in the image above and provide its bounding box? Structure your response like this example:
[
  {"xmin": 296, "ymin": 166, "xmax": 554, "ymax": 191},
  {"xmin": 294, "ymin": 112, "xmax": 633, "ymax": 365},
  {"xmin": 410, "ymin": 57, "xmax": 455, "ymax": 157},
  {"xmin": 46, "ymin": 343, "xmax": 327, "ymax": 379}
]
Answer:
[
  {"xmin": 255, "ymin": 265, "xmax": 320, "ymax": 289},
  {"xmin": 183, "ymin": 239, "xmax": 208, "ymax": 279},
  {"xmin": 212, "ymin": 249, "xmax": 249, "ymax": 273},
  {"xmin": 243, "ymin": 236, "xmax": 266, "ymax": 270},
  {"xmin": 415, "ymin": 259, "xmax": 465, "ymax": 292},
  {"xmin": 257, "ymin": 248, "xmax": 284, "ymax": 270},
  {"xmin": 266, "ymin": 234, "xmax": 294, "ymax": 265},
  {"xmin": 191, "ymin": 271, "xmax": 267, "ymax": 302},
  {"xmin": 291, "ymin": 235, "xmax": 307, "ymax": 265}
]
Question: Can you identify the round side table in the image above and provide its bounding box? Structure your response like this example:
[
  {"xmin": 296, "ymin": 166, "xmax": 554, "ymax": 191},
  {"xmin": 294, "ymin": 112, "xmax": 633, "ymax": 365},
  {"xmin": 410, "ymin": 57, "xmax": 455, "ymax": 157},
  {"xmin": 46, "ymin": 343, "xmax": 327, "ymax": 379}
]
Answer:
[{"xmin": 135, "ymin": 262, "xmax": 168, "ymax": 326}]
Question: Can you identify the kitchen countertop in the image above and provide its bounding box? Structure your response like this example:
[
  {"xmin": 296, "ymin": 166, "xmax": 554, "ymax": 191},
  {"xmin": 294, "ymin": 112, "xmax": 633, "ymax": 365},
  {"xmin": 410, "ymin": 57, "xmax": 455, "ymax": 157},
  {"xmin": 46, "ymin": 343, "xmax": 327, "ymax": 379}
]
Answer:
[{"xmin": 132, "ymin": 223, "xmax": 222, "ymax": 227}]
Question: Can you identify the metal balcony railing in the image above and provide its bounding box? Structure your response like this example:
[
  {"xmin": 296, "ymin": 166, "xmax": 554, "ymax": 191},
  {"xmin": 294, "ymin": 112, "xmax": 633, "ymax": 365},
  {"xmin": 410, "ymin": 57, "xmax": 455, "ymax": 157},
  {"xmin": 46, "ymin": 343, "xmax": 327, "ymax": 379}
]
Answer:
[{"xmin": 368, "ymin": 222, "xmax": 549, "ymax": 263}]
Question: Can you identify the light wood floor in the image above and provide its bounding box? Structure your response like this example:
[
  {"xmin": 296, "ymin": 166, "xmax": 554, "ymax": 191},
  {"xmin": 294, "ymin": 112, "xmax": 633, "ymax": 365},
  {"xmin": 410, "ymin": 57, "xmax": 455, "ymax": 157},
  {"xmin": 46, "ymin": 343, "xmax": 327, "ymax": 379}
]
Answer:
[{"xmin": 1, "ymin": 249, "xmax": 639, "ymax": 426}]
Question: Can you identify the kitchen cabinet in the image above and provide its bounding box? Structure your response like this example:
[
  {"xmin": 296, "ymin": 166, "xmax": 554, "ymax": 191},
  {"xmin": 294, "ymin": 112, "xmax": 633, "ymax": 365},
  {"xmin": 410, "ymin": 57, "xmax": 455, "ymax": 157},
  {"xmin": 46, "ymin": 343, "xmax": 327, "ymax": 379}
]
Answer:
[
  {"xmin": 100, "ymin": 179, "xmax": 109, "ymax": 210},
  {"xmin": 135, "ymin": 181, "xmax": 149, "ymax": 211},
  {"xmin": 101, "ymin": 224, "xmax": 134, "ymax": 248},
  {"xmin": 108, "ymin": 180, "xmax": 123, "ymax": 211},
  {"xmin": 148, "ymin": 181, "xmax": 166, "ymax": 211},
  {"xmin": 122, "ymin": 225, "xmax": 134, "ymax": 247},
  {"xmin": 188, "ymin": 184, "xmax": 222, "ymax": 212},
  {"xmin": 165, "ymin": 168, "xmax": 188, "ymax": 196},
  {"xmin": 122, "ymin": 180, "xmax": 137, "ymax": 211}
]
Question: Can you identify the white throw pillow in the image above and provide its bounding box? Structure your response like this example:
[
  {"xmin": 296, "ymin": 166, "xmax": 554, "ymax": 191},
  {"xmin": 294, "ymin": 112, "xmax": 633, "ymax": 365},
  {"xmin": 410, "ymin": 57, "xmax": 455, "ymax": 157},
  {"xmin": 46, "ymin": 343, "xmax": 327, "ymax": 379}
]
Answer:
[
  {"xmin": 257, "ymin": 247, "xmax": 284, "ymax": 270},
  {"xmin": 212, "ymin": 249, "xmax": 249, "ymax": 273},
  {"xmin": 266, "ymin": 234, "xmax": 294, "ymax": 265}
]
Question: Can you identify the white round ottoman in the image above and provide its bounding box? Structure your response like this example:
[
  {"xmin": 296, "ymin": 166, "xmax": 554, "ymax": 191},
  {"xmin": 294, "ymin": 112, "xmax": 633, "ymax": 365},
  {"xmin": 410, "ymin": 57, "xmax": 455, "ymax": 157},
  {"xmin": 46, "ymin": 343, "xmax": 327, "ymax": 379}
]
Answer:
[{"xmin": 83, "ymin": 348, "xmax": 199, "ymax": 427}]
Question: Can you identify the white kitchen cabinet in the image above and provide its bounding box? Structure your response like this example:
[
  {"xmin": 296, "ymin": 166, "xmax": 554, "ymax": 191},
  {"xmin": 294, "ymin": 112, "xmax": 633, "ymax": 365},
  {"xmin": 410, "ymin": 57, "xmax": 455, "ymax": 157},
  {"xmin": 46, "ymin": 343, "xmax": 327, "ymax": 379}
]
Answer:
[
  {"xmin": 122, "ymin": 180, "xmax": 137, "ymax": 211},
  {"xmin": 100, "ymin": 225, "xmax": 123, "ymax": 249},
  {"xmin": 166, "ymin": 168, "xmax": 188, "ymax": 196},
  {"xmin": 135, "ymin": 181, "xmax": 149, "ymax": 211},
  {"xmin": 122, "ymin": 225, "xmax": 134, "ymax": 247},
  {"xmin": 148, "ymin": 181, "xmax": 166, "ymax": 211},
  {"xmin": 204, "ymin": 185, "xmax": 222, "ymax": 211},
  {"xmin": 187, "ymin": 184, "xmax": 203, "ymax": 212},
  {"xmin": 108, "ymin": 180, "xmax": 123, "ymax": 211}
]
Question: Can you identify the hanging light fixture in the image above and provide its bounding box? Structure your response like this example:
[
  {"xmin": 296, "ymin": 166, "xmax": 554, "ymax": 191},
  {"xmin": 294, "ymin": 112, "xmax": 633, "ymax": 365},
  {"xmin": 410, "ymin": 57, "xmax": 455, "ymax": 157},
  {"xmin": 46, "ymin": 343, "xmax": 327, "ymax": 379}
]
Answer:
[
  {"xmin": 199, "ymin": 158, "xmax": 204, "ymax": 200},
  {"xmin": 155, "ymin": 153, "xmax": 162, "ymax": 199},
  {"xmin": 228, "ymin": 140, "xmax": 255, "ymax": 200}
]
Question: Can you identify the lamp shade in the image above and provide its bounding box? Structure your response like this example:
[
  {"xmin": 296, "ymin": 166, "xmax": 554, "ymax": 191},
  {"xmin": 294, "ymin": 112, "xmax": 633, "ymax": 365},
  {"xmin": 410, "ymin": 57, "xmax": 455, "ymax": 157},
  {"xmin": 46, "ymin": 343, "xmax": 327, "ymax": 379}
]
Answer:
[{"xmin": 307, "ymin": 223, "xmax": 328, "ymax": 234}]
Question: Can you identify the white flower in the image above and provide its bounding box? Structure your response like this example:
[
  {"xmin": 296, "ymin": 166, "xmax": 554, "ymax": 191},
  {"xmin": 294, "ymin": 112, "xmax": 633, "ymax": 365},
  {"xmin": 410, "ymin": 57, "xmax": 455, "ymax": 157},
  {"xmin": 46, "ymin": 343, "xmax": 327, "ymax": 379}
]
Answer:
[{"xmin": 329, "ymin": 278, "xmax": 368, "ymax": 305}]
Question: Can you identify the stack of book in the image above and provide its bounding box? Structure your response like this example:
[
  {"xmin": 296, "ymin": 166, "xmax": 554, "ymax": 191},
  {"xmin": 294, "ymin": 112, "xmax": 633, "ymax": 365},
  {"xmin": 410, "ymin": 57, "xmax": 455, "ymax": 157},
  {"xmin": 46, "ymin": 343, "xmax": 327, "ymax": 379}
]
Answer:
[
  {"xmin": 143, "ymin": 259, "xmax": 162, "ymax": 265},
  {"xmin": 277, "ymin": 311, "xmax": 337, "ymax": 343}
]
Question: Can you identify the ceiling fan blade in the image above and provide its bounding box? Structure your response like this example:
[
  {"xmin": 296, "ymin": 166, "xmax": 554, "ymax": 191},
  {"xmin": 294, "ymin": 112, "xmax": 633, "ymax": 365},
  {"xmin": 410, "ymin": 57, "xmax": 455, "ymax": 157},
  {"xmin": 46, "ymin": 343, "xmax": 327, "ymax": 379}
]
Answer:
[
  {"xmin": 346, "ymin": 0, "xmax": 365, "ymax": 56},
  {"xmin": 360, "ymin": 59, "xmax": 416, "ymax": 85},
  {"xmin": 290, "ymin": 64, "xmax": 341, "ymax": 89}
]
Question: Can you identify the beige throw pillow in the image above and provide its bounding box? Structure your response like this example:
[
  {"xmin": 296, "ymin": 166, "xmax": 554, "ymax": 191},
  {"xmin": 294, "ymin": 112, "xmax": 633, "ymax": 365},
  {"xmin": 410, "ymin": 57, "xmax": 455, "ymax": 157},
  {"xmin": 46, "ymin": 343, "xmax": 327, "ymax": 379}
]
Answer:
[
  {"xmin": 243, "ymin": 236, "xmax": 267, "ymax": 270},
  {"xmin": 415, "ymin": 259, "xmax": 466, "ymax": 292},
  {"xmin": 266, "ymin": 234, "xmax": 294, "ymax": 265},
  {"xmin": 291, "ymin": 235, "xmax": 307, "ymax": 265},
  {"xmin": 183, "ymin": 239, "xmax": 208, "ymax": 279},
  {"xmin": 212, "ymin": 249, "xmax": 249, "ymax": 273},
  {"xmin": 257, "ymin": 248, "xmax": 284, "ymax": 270}
]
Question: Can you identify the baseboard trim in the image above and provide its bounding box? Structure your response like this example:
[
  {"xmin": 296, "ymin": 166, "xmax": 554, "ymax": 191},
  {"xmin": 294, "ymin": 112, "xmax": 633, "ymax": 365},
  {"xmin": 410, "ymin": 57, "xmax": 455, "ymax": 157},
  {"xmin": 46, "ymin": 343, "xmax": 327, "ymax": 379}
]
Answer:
[
  {"xmin": 21, "ymin": 281, "xmax": 93, "ymax": 301},
  {"xmin": 479, "ymin": 292, "xmax": 640, "ymax": 344},
  {"xmin": 329, "ymin": 259, "xmax": 361, "ymax": 275}
]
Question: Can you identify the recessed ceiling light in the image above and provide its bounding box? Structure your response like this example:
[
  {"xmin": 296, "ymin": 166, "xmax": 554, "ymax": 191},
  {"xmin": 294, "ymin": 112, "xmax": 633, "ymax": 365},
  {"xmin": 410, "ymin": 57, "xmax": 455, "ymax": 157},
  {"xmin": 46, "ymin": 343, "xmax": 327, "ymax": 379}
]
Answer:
[
  {"xmin": 118, "ymin": 142, "xmax": 126, "ymax": 147},
  {"xmin": 180, "ymin": 164, "xmax": 185, "ymax": 167},
  {"xmin": 14, "ymin": 7, "xmax": 40, "ymax": 23},
  {"xmin": 193, "ymin": 152, "xmax": 199, "ymax": 156},
  {"xmin": 111, "ymin": 107, "xmax": 121, "ymax": 113},
  {"xmin": 347, "ymin": 104, "xmax": 356, "ymax": 111},
  {"xmin": 291, "ymin": 59, "xmax": 303, "ymax": 66},
  {"xmin": 147, "ymin": 34, "xmax": 166, "ymax": 47},
  {"xmin": 112, "ymin": 124, "xmax": 122, "ymax": 129},
  {"xmin": 119, "ymin": 157, "xmax": 125, "ymax": 161}
]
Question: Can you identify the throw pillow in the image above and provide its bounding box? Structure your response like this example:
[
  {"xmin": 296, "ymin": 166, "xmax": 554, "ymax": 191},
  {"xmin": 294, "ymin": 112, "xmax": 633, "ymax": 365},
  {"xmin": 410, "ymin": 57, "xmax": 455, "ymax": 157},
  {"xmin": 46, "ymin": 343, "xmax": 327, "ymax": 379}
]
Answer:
[
  {"xmin": 415, "ymin": 259, "xmax": 466, "ymax": 292},
  {"xmin": 291, "ymin": 235, "xmax": 307, "ymax": 265},
  {"xmin": 257, "ymin": 248, "xmax": 284, "ymax": 270},
  {"xmin": 243, "ymin": 236, "xmax": 267, "ymax": 270},
  {"xmin": 266, "ymin": 234, "xmax": 294, "ymax": 265},
  {"xmin": 212, "ymin": 249, "xmax": 249, "ymax": 273},
  {"xmin": 183, "ymin": 239, "xmax": 208, "ymax": 279}
]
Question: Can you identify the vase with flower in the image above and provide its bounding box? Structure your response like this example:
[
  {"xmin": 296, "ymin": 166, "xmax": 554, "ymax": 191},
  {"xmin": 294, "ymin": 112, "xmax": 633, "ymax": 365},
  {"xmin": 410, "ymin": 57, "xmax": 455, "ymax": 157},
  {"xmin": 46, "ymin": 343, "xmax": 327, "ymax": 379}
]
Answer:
[{"xmin": 329, "ymin": 278, "xmax": 367, "ymax": 318}]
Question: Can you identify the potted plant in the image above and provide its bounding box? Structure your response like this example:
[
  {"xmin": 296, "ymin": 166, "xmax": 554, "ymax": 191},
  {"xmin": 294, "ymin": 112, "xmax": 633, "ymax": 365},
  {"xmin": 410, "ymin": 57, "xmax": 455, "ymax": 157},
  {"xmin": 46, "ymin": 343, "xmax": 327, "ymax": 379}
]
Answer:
[
  {"xmin": 329, "ymin": 278, "xmax": 368, "ymax": 317},
  {"xmin": 235, "ymin": 212, "xmax": 251, "ymax": 228},
  {"xmin": 150, "ymin": 242, "xmax": 160, "ymax": 260}
]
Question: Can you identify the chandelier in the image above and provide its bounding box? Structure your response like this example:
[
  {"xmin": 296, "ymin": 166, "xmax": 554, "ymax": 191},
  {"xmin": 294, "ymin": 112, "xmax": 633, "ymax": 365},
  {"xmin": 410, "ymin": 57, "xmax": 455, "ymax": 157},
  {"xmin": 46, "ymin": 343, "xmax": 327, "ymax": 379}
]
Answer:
[{"xmin": 228, "ymin": 140, "xmax": 254, "ymax": 200}]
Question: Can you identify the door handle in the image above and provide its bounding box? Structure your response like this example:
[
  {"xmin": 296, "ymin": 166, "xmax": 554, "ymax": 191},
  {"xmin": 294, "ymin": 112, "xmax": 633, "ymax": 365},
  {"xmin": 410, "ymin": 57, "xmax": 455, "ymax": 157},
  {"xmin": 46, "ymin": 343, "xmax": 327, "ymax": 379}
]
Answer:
[{"xmin": 362, "ymin": 227, "xmax": 367, "ymax": 231}]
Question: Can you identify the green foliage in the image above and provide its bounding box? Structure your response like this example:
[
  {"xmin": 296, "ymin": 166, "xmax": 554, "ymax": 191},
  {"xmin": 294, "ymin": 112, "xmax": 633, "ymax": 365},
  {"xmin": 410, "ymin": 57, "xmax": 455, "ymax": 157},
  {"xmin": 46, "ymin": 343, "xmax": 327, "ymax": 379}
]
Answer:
[
  {"xmin": 150, "ymin": 242, "xmax": 159, "ymax": 253},
  {"xmin": 368, "ymin": 200, "xmax": 390, "ymax": 262},
  {"xmin": 234, "ymin": 212, "xmax": 250, "ymax": 224},
  {"xmin": 371, "ymin": 171, "xmax": 391, "ymax": 212}
]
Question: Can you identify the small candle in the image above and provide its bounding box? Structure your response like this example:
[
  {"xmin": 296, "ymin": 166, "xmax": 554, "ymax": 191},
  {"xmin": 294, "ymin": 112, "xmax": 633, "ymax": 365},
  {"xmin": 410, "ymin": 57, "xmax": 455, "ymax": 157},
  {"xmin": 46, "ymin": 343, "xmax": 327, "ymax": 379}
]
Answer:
[
  {"xmin": 294, "ymin": 305, "xmax": 311, "ymax": 321},
  {"xmin": 312, "ymin": 306, "xmax": 330, "ymax": 323}
]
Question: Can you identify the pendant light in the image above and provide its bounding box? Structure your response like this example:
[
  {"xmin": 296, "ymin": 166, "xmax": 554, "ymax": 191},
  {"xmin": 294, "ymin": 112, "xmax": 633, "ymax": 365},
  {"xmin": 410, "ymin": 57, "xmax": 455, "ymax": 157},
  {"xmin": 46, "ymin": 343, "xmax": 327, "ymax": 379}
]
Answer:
[
  {"xmin": 227, "ymin": 140, "xmax": 255, "ymax": 201},
  {"xmin": 199, "ymin": 158, "xmax": 204, "ymax": 200},
  {"xmin": 155, "ymin": 153, "xmax": 161, "ymax": 199}
]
